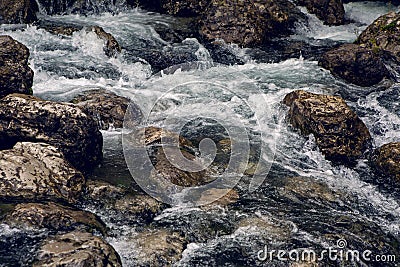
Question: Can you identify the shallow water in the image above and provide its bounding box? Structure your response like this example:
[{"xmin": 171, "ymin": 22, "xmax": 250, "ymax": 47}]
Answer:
[{"xmin": 0, "ymin": 2, "xmax": 399, "ymax": 266}]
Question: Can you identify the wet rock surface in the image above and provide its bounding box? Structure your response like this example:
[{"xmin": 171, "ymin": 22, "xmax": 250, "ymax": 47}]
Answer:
[
  {"xmin": 319, "ymin": 43, "xmax": 390, "ymax": 87},
  {"xmin": 71, "ymin": 89, "xmax": 136, "ymax": 130},
  {"xmin": 283, "ymin": 90, "xmax": 372, "ymax": 164},
  {"xmin": 0, "ymin": 0, "xmax": 38, "ymax": 24},
  {"xmin": 85, "ymin": 180, "xmax": 166, "ymax": 224},
  {"xmin": 356, "ymin": 11, "xmax": 400, "ymax": 62},
  {"xmin": 161, "ymin": 0, "xmax": 210, "ymax": 16},
  {"xmin": 34, "ymin": 230, "xmax": 122, "ymax": 267},
  {"xmin": 372, "ymin": 142, "xmax": 400, "ymax": 185},
  {"xmin": 297, "ymin": 0, "xmax": 345, "ymax": 25},
  {"xmin": 199, "ymin": 0, "xmax": 303, "ymax": 47},
  {"xmin": 0, "ymin": 142, "xmax": 84, "ymax": 203},
  {"xmin": 2, "ymin": 202, "xmax": 106, "ymax": 234},
  {"xmin": 0, "ymin": 36, "xmax": 34, "ymax": 98},
  {"xmin": 133, "ymin": 229, "xmax": 187, "ymax": 266},
  {"xmin": 0, "ymin": 94, "xmax": 103, "ymax": 173}
]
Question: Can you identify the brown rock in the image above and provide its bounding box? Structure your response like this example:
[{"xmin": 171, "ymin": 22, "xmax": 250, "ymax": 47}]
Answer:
[
  {"xmin": 356, "ymin": 11, "xmax": 400, "ymax": 61},
  {"xmin": 298, "ymin": 0, "xmax": 345, "ymax": 25},
  {"xmin": 283, "ymin": 90, "xmax": 371, "ymax": 164},
  {"xmin": 34, "ymin": 231, "xmax": 122, "ymax": 267},
  {"xmin": 134, "ymin": 229, "xmax": 187, "ymax": 266},
  {"xmin": 372, "ymin": 142, "xmax": 400, "ymax": 184},
  {"xmin": 71, "ymin": 89, "xmax": 136, "ymax": 130},
  {"xmin": 319, "ymin": 44, "xmax": 390, "ymax": 87},
  {"xmin": 199, "ymin": 0, "xmax": 303, "ymax": 47},
  {"xmin": 0, "ymin": 142, "xmax": 84, "ymax": 203},
  {"xmin": 0, "ymin": 36, "xmax": 33, "ymax": 98},
  {"xmin": 3, "ymin": 202, "xmax": 106, "ymax": 234},
  {"xmin": 0, "ymin": 0, "xmax": 38, "ymax": 24},
  {"xmin": 0, "ymin": 94, "xmax": 103, "ymax": 173}
]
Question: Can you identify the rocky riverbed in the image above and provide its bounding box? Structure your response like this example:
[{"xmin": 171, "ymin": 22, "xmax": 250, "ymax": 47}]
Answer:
[{"xmin": 0, "ymin": 0, "xmax": 400, "ymax": 266}]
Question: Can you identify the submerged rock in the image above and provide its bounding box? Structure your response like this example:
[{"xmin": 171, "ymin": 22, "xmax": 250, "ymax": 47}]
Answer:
[
  {"xmin": 0, "ymin": 94, "xmax": 103, "ymax": 172},
  {"xmin": 71, "ymin": 89, "xmax": 138, "ymax": 130},
  {"xmin": 319, "ymin": 44, "xmax": 390, "ymax": 87},
  {"xmin": 356, "ymin": 11, "xmax": 400, "ymax": 62},
  {"xmin": 0, "ymin": 0, "xmax": 38, "ymax": 24},
  {"xmin": 0, "ymin": 36, "xmax": 33, "ymax": 98},
  {"xmin": 133, "ymin": 229, "xmax": 187, "ymax": 266},
  {"xmin": 199, "ymin": 0, "xmax": 303, "ymax": 47},
  {"xmin": 3, "ymin": 202, "xmax": 106, "ymax": 234},
  {"xmin": 85, "ymin": 180, "xmax": 166, "ymax": 223},
  {"xmin": 283, "ymin": 90, "xmax": 371, "ymax": 164},
  {"xmin": 372, "ymin": 142, "xmax": 400, "ymax": 185},
  {"xmin": 34, "ymin": 230, "xmax": 122, "ymax": 267},
  {"xmin": 297, "ymin": 0, "xmax": 345, "ymax": 25},
  {"xmin": 0, "ymin": 142, "xmax": 84, "ymax": 203}
]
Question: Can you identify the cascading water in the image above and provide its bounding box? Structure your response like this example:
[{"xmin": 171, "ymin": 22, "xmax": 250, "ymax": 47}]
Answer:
[{"xmin": 0, "ymin": 2, "xmax": 399, "ymax": 266}]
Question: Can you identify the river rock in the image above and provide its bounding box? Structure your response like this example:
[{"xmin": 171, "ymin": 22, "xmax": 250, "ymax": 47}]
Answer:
[
  {"xmin": 319, "ymin": 43, "xmax": 390, "ymax": 87},
  {"xmin": 356, "ymin": 11, "xmax": 400, "ymax": 61},
  {"xmin": 0, "ymin": 0, "xmax": 38, "ymax": 24},
  {"xmin": 283, "ymin": 90, "xmax": 371, "ymax": 164},
  {"xmin": 3, "ymin": 202, "xmax": 106, "ymax": 234},
  {"xmin": 0, "ymin": 142, "xmax": 84, "ymax": 203},
  {"xmin": 133, "ymin": 229, "xmax": 187, "ymax": 266},
  {"xmin": 71, "ymin": 89, "xmax": 137, "ymax": 130},
  {"xmin": 0, "ymin": 94, "xmax": 103, "ymax": 172},
  {"xmin": 34, "ymin": 230, "xmax": 122, "ymax": 267},
  {"xmin": 297, "ymin": 0, "xmax": 345, "ymax": 25},
  {"xmin": 372, "ymin": 142, "xmax": 400, "ymax": 184},
  {"xmin": 199, "ymin": 0, "xmax": 303, "ymax": 47},
  {"xmin": 39, "ymin": 22, "xmax": 121, "ymax": 58},
  {"xmin": 85, "ymin": 180, "xmax": 166, "ymax": 223},
  {"xmin": 161, "ymin": 0, "xmax": 210, "ymax": 16},
  {"xmin": 0, "ymin": 36, "xmax": 33, "ymax": 98}
]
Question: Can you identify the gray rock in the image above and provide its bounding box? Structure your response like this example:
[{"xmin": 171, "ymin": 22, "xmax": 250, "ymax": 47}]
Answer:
[
  {"xmin": 0, "ymin": 36, "xmax": 33, "ymax": 98},
  {"xmin": 0, "ymin": 94, "xmax": 103, "ymax": 173},
  {"xmin": 283, "ymin": 90, "xmax": 371, "ymax": 164},
  {"xmin": 34, "ymin": 230, "xmax": 122, "ymax": 267},
  {"xmin": 0, "ymin": 142, "xmax": 84, "ymax": 203}
]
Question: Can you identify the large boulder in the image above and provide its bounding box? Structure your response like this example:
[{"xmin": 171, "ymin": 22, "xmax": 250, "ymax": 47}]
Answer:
[
  {"xmin": 34, "ymin": 231, "xmax": 122, "ymax": 267},
  {"xmin": 2, "ymin": 202, "xmax": 106, "ymax": 234},
  {"xmin": 297, "ymin": 0, "xmax": 345, "ymax": 25},
  {"xmin": 371, "ymin": 142, "xmax": 400, "ymax": 184},
  {"xmin": 0, "ymin": 94, "xmax": 103, "ymax": 172},
  {"xmin": 0, "ymin": 36, "xmax": 33, "ymax": 98},
  {"xmin": 0, "ymin": 0, "xmax": 38, "ymax": 24},
  {"xmin": 0, "ymin": 142, "xmax": 85, "ymax": 203},
  {"xmin": 319, "ymin": 44, "xmax": 390, "ymax": 87},
  {"xmin": 283, "ymin": 90, "xmax": 371, "ymax": 164},
  {"xmin": 356, "ymin": 11, "xmax": 400, "ymax": 62},
  {"xmin": 199, "ymin": 0, "xmax": 303, "ymax": 47},
  {"xmin": 71, "ymin": 89, "xmax": 139, "ymax": 130}
]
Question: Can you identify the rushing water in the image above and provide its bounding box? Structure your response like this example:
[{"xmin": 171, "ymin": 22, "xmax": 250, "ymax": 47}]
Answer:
[{"xmin": 1, "ymin": 2, "xmax": 400, "ymax": 266}]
